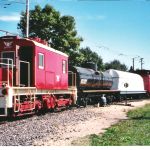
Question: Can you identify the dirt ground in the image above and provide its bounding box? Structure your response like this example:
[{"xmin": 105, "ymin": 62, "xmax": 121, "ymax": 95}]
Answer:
[{"xmin": 34, "ymin": 99, "xmax": 150, "ymax": 146}]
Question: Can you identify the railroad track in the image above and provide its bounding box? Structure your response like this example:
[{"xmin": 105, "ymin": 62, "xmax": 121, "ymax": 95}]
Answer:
[{"xmin": 0, "ymin": 105, "xmax": 100, "ymax": 146}]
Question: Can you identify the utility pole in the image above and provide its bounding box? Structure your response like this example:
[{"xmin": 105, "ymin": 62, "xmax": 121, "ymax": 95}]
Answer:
[
  {"xmin": 132, "ymin": 56, "xmax": 140, "ymax": 71},
  {"xmin": 140, "ymin": 58, "xmax": 144, "ymax": 70},
  {"xmin": 132, "ymin": 58, "xmax": 135, "ymax": 70},
  {"xmin": 26, "ymin": 0, "xmax": 29, "ymax": 38}
]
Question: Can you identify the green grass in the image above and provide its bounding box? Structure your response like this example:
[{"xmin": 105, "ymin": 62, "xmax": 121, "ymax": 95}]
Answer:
[{"xmin": 90, "ymin": 104, "xmax": 150, "ymax": 146}]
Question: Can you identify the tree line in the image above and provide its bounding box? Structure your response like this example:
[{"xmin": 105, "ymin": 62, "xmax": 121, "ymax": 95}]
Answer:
[{"xmin": 17, "ymin": 4, "xmax": 127, "ymax": 71}]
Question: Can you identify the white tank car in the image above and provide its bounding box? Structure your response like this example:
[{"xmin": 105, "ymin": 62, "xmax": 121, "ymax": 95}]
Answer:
[{"xmin": 105, "ymin": 69, "xmax": 145, "ymax": 94}]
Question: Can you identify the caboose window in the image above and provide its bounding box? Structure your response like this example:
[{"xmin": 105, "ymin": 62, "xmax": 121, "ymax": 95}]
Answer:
[
  {"xmin": 1, "ymin": 51, "xmax": 15, "ymax": 67},
  {"xmin": 62, "ymin": 60, "xmax": 67, "ymax": 74},
  {"xmin": 38, "ymin": 53, "xmax": 44, "ymax": 69}
]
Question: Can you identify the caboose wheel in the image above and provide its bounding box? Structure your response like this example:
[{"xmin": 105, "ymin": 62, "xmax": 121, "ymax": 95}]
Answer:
[
  {"xmin": 83, "ymin": 99, "xmax": 87, "ymax": 107},
  {"xmin": 35, "ymin": 108, "xmax": 42, "ymax": 116},
  {"xmin": 7, "ymin": 108, "xmax": 14, "ymax": 120}
]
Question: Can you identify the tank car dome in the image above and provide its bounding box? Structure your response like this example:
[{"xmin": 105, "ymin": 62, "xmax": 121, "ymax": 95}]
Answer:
[{"xmin": 105, "ymin": 69, "xmax": 145, "ymax": 93}]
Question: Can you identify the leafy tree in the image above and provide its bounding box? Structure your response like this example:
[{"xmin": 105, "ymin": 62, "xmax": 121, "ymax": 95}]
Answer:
[
  {"xmin": 105, "ymin": 59, "xmax": 128, "ymax": 71},
  {"xmin": 79, "ymin": 47, "xmax": 104, "ymax": 70},
  {"xmin": 68, "ymin": 50, "xmax": 84, "ymax": 67},
  {"xmin": 17, "ymin": 4, "xmax": 82, "ymax": 65}
]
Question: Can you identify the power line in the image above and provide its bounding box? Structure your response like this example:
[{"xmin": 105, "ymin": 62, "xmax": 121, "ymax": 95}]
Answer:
[
  {"xmin": 0, "ymin": 29, "xmax": 18, "ymax": 35},
  {"xmin": 0, "ymin": 0, "xmax": 25, "ymax": 6},
  {"xmin": 0, "ymin": 0, "xmax": 29, "ymax": 37},
  {"xmin": 98, "ymin": 44, "xmax": 134, "ymax": 58},
  {"xmin": 97, "ymin": 44, "xmax": 146, "ymax": 69}
]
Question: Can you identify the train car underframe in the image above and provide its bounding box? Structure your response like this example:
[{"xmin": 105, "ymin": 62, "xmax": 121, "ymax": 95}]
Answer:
[
  {"xmin": 0, "ymin": 86, "xmax": 77, "ymax": 117},
  {"xmin": 76, "ymin": 90, "xmax": 120, "ymax": 107},
  {"xmin": 76, "ymin": 90, "xmax": 147, "ymax": 107}
]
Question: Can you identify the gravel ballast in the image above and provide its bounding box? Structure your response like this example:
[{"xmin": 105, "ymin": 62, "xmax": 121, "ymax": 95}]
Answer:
[{"xmin": 0, "ymin": 99, "xmax": 150, "ymax": 146}]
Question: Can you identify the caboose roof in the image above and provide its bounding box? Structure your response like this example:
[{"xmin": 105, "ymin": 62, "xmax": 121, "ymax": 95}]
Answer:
[{"xmin": 25, "ymin": 38, "xmax": 68, "ymax": 57}]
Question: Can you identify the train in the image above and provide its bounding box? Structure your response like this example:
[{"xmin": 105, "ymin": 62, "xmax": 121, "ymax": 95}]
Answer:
[{"xmin": 0, "ymin": 35, "xmax": 149, "ymax": 118}]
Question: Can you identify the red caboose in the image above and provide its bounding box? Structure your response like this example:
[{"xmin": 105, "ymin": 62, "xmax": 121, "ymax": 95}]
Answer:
[
  {"xmin": 0, "ymin": 36, "xmax": 77, "ymax": 117},
  {"xmin": 0, "ymin": 36, "xmax": 68, "ymax": 89}
]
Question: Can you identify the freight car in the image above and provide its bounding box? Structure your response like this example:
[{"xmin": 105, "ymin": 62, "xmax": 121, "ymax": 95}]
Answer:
[
  {"xmin": 105, "ymin": 69, "xmax": 146, "ymax": 100},
  {"xmin": 133, "ymin": 70, "xmax": 150, "ymax": 97},
  {"xmin": 69, "ymin": 65, "xmax": 115, "ymax": 106}
]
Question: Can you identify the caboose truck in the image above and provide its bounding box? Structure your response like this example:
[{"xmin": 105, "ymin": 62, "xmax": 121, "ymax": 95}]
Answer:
[{"xmin": 0, "ymin": 36, "xmax": 77, "ymax": 117}]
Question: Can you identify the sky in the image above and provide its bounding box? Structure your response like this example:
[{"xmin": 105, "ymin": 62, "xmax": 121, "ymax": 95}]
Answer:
[{"xmin": 0, "ymin": 0, "xmax": 150, "ymax": 70}]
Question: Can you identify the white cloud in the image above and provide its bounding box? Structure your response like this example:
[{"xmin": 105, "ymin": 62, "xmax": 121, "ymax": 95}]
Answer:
[{"xmin": 0, "ymin": 14, "xmax": 20, "ymax": 22}]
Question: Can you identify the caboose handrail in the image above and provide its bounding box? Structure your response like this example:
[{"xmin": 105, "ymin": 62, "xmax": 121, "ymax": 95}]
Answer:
[{"xmin": 68, "ymin": 71, "xmax": 76, "ymax": 87}]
